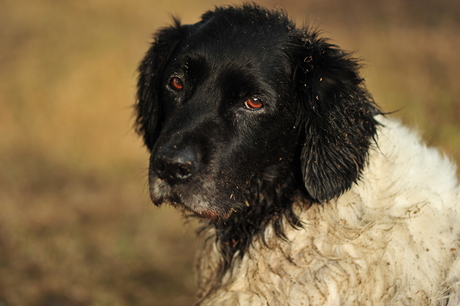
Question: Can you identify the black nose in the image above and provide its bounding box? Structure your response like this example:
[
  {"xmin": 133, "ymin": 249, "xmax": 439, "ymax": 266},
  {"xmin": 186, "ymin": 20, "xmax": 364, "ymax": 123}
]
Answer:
[{"xmin": 152, "ymin": 147, "xmax": 196, "ymax": 185}]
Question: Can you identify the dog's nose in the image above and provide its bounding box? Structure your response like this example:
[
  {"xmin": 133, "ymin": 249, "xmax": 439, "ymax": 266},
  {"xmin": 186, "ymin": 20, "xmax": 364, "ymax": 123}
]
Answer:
[{"xmin": 153, "ymin": 147, "xmax": 196, "ymax": 185}]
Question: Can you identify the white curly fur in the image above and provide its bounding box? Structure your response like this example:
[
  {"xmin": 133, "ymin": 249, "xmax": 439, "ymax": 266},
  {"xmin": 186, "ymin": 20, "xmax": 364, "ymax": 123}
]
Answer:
[{"xmin": 195, "ymin": 115, "xmax": 460, "ymax": 305}]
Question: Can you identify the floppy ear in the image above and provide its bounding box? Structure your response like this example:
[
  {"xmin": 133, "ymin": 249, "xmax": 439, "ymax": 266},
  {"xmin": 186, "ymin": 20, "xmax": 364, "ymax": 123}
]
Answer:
[
  {"xmin": 289, "ymin": 31, "xmax": 380, "ymax": 203},
  {"xmin": 135, "ymin": 19, "xmax": 185, "ymax": 151}
]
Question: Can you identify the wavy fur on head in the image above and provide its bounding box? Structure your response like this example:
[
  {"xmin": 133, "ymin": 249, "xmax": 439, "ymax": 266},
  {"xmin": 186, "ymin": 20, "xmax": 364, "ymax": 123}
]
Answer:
[{"xmin": 135, "ymin": 4, "xmax": 460, "ymax": 305}]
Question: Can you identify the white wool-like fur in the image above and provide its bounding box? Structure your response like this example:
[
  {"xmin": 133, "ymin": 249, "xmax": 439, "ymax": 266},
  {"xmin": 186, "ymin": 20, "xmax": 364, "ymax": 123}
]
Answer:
[{"xmin": 196, "ymin": 115, "xmax": 460, "ymax": 305}]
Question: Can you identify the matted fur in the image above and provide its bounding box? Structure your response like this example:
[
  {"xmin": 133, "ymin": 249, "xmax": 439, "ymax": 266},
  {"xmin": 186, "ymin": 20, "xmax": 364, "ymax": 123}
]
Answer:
[{"xmin": 135, "ymin": 4, "xmax": 460, "ymax": 305}]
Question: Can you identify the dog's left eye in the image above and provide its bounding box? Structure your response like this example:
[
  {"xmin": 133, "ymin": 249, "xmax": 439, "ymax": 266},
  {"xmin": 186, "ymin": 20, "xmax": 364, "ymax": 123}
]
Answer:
[
  {"xmin": 244, "ymin": 97, "xmax": 264, "ymax": 110},
  {"xmin": 169, "ymin": 77, "xmax": 184, "ymax": 91}
]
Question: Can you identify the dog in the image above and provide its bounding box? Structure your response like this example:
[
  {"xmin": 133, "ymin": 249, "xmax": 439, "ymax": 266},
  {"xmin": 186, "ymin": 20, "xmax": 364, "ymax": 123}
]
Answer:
[{"xmin": 135, "ymin": 4, "xmax": 460, "ymax": 305}]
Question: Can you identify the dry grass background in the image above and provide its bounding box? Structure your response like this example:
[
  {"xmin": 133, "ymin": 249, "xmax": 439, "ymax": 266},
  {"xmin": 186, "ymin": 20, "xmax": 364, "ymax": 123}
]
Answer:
[{"xmin": 0, "ymin": 0, "xmax": 458, "ymax": 305}]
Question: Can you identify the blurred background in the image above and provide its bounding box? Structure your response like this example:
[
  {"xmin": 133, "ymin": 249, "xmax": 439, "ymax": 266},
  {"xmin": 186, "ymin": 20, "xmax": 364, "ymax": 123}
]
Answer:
[{"xmin": 0, "ymin": 0, "xmax": 459, "ymax": 305}]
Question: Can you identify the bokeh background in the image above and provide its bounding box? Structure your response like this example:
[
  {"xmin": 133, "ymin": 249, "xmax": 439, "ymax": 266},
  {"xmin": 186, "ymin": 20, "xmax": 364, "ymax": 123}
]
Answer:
[{"xmin": 1, "ymin": 0, "xmax": 459, "ymax": 305}]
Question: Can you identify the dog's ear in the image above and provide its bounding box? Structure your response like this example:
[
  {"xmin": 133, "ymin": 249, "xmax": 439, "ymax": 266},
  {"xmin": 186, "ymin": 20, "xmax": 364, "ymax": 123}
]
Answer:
[
  {"xmin": 135, "ymin": 19, "xmax": 185, "ymax": 151},
  {"xmin": 289, "ymin": 31, "xmax": 380, "ymax": 203}
]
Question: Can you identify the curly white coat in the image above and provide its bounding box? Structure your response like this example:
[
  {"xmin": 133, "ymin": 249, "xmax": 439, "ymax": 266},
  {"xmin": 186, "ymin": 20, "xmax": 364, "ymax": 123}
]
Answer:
[{"xmin": 196, "ymin": 115, "xmax": 460, "ymax": 306}]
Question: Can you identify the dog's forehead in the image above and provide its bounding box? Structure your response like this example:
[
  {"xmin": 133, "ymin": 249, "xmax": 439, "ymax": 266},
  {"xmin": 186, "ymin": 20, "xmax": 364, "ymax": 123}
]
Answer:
[
  {"xmin": 173, "ymin": 36, "xmax": 286, "ymax": 104},
  {"xmin": 179, "ymin": 15, "xmax": 289, "ymax": 64}
]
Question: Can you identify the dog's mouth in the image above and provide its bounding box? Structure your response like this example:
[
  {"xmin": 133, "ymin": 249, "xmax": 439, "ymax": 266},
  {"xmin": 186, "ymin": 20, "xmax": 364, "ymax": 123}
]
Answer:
[{"xmin": 149, "ymin": 176, "xmax": 241, "ymax": 220}]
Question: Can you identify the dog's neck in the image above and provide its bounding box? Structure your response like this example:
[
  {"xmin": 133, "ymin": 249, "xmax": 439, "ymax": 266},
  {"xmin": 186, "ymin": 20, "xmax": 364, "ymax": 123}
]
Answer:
[{"xmin": 206, "ymin": 162, "xmax": 309, "ymax": 277}]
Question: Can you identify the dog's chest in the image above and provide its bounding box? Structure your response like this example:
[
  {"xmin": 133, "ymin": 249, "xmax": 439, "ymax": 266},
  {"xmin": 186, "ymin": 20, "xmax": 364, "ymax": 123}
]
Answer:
[
  {"xmin": 197, "ymin": 190, "xmax": 459, "ymax": 306},
  {"xmin": 197, "ymin": 204, "xmax": 390, "ymax": 305}
]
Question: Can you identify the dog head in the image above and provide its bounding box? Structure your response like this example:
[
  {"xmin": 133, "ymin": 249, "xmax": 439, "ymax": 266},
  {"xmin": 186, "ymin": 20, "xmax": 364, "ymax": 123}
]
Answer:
[{"xmin": 135, "ymin": 4, "xmax": 379, "ymax": 220}]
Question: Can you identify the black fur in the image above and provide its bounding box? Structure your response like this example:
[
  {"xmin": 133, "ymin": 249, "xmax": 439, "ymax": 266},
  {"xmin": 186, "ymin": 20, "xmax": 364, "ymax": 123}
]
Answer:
[{"xmin": 135, "ymin": 4, "xmax": 380, "ymax": 279}]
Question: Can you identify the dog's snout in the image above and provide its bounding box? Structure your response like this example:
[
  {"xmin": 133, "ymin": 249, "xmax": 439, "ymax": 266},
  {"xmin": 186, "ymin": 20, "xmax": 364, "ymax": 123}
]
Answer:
[{"xmin": 153, "ymin": 147, "xmax": 197, "ymax": 185}]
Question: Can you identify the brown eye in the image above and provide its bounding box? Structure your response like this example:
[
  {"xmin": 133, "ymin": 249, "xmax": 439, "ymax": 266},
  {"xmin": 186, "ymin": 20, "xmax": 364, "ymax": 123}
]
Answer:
[
  {"xmin": 169, "ymin": 77, "xmax": 184, "ymax": 91},
  {"xmin": 244, "ymin": 97, "xmax": 264, "ymax": 110}
]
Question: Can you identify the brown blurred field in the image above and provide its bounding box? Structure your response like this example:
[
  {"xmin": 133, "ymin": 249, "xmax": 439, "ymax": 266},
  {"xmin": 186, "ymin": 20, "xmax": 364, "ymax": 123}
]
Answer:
[{"xmin": 0, "ymin": 0, "xmax": 459, "ymax": 305}]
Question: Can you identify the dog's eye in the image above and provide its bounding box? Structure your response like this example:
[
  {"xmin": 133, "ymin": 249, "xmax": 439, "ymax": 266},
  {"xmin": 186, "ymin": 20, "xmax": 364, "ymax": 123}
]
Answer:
[
  {"xmin": 169, "ymin": 77, "xmax": 184, "ymax": 91},
  {"xmin": 244, "ymin": 97, "xmax": 264, "ymax": 110}
]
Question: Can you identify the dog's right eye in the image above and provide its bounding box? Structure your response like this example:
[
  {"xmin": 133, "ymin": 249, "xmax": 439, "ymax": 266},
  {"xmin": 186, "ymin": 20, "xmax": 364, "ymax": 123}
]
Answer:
[{"xmin": 169, "ymin": 77, "xmax": 184, "ymax": 91}]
